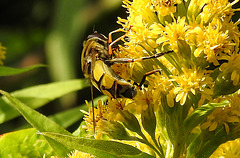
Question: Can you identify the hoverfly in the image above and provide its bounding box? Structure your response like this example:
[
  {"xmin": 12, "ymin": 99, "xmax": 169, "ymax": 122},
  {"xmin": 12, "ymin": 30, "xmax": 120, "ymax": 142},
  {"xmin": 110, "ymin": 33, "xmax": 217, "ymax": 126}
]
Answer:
[{"xmin": 81, "ymin": 28, "xmax": 172, "ymax": 131}]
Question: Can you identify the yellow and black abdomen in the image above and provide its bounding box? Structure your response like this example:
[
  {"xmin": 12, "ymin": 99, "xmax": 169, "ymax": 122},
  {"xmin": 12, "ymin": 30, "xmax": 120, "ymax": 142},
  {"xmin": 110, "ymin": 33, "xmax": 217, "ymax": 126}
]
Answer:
[{"xmin": 92, "ymin": 60, "xmax": 136, "ymax": 99}]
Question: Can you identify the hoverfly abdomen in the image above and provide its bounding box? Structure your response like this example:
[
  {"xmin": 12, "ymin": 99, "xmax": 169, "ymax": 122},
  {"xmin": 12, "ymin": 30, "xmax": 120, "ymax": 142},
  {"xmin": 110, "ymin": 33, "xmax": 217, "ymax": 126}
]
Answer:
[
  {"xmin": 92, "ymin": 60, "xmax": 136, "ymax": 99},
  {"xmin": 115, "ymin": 81, "xmax": 136, "ymax": 98}
]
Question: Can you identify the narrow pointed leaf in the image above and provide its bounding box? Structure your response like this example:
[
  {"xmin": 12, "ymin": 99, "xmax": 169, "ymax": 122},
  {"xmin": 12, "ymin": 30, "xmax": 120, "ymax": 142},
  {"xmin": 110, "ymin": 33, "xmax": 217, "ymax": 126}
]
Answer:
[
  {"xmin": 0, "ymin": 90, "xmax": 71, "ymax": 156},
  {"xmin": 192, "ymin": 125, "xmax": 240, "ymax": 158},
  {"xmin": 42, "ymin": 132, "xmax": 155, "ymax": 158},
  {"xmin": 183, "ymin": 101, "xmax": 228, "ymax": 134},
  {"xmin": 0, "ymin": 79, "xmax": 89, "ymax": 124},
  {"xmin": 0, "ymin": 64, "xmax": 46, "ymax": 76}
]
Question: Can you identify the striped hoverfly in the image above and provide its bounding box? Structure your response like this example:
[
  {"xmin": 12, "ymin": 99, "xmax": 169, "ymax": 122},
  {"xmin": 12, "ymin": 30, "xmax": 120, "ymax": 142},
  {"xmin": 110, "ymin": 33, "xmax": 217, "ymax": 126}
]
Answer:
[{"xmin": 81, "ymin": 28, "xmax": 172, "ymax": 131}]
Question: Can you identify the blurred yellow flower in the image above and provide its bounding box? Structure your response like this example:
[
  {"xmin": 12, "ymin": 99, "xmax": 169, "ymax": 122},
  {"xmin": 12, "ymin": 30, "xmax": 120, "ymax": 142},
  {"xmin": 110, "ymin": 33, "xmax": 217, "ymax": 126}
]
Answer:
[
  {"xmin": 210, "ymin": 138, "xmax": 240, "ymax": 158},
  {"xmin": 0, "ymin": 43, "xmax": 6, "ymax": 65}
]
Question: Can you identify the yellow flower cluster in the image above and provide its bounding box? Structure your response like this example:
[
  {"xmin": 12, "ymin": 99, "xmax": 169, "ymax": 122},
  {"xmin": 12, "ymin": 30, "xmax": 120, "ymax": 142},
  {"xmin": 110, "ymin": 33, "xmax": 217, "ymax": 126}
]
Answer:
[
  {"xmin": 116, "ymin": 0, "xmax": 240, "ymax": 108},
  {"xmin": 82, "ymin": 0, "xmax": 240, "ymax": 157},
  {"xmin": 82, "ymin": 99, "xmax": 131, "ymax": 139}
]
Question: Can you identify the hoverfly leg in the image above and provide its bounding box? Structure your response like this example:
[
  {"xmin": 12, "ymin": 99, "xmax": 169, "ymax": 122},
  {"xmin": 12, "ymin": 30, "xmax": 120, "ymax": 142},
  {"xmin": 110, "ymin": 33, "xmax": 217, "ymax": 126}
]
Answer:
[
  {"xmin": 114, "ymin": 81, "xmax": 118, "ymax": 98},
  {"xmin": 108, "ymin": 26, "xmax": 133, "ymax": 55},
  {"xmin": 105, "ymin": 51, "xmax": 174, "ymax": 65},
  {"xmin": 108, "ymin": 28, "xmax": 125, "ymax": 44},
  {"xmin": 108, "ymin": 28, "xmax": 126, "ymax": 55},
  {"xmin": 90, "ymin": 82, "xmax": 96, "ymax": 133},
  {"xmin": 138, "ymin": 69, "xmax": 162, "ymax": 88}
]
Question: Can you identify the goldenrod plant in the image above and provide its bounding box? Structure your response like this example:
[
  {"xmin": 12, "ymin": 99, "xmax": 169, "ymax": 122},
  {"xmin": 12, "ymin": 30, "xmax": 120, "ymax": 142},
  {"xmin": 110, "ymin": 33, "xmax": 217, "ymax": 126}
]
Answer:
[{"xmin": 80, "ymin": 0, "xmax": 240, "ymax": 157}]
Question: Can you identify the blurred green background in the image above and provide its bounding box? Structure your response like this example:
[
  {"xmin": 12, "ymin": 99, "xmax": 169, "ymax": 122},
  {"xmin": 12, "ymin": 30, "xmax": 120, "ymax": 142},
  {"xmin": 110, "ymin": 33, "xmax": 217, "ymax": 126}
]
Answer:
[{"xmin": 0, "ymin": 0, "xmax": 126, "ymax": 134}]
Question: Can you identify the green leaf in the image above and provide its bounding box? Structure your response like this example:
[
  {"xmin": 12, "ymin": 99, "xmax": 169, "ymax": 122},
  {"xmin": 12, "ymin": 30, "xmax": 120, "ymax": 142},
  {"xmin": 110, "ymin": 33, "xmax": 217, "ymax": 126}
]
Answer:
[
  {"xmin": 193, "ymin": 125, "xmax": 240, "ymax": 158},
  {"xmin": 0, "ymin": 128, "xmax": 54, "ymax": 158},
  {"xmin": 0, "ymin": 79, "xmax": 89, "ymax": 124},
  {"xmin": 0, "ymin": 64, "xmax": 46, "ymax": 76},
  {"xmin": 195, "ymin": 128, "xmax": 228, "ymax": 158},
  {"xmin": 42, "ymin": 132, "xmax": 155, "ymax": 158},
  {"xmin": 183, "ymin": 101, "xmax": 228, "ymax": 134},
  {"xmin": 0, "ymin": 90, "xmax": 71, "ymax": 157}
]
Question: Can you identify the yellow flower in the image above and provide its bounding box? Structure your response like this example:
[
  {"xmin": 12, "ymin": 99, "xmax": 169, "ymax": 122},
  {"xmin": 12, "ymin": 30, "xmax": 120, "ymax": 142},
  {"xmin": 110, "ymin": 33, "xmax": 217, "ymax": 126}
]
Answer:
[
  {"xmin": 126, "ymin": 88, "xmax": 154, "ymax": 114},
  {"xmin": 152, "ymin": 16, "xmax": 190, "ymax": 53},
  {"xmin": 191, "ymin": 18, "xmax": 235, "ymax": 66},
  {"xmin": 81, "ymin": 100, "xmax": 108, "ymax": 138},
  {"xmin": 220, "ymin": 53, "xmax": 240, "ymax": 86},
  {"xmin": 151, "ymin": 0, "xmax": 183, "ymax": 17},
  {"xmin": 210, "ymin": 138, "xmax": 240, "ymax": 158},
  {"xmin": 147, "ymin": 69, "xmax": 175, "ymax": 107},
  {"xmin": 172, "ymin": 67, "xmax": 214, "ymax": 105},
  {"xmin": 0, "ymin": 43, "xmax": 6, "ymax": 65},
  {"xmin": 104, "ymin": 98, "xmax": 130, "ymax": 122},
  {"xmin": 201, "ymin": 94, "xmax": 240, "ymax": 134},
  {"xmin": 118, "ymin": 0, "xmax": 161, "ymax": 59},
  {"xmin": 82, "ymin": 99, "xmax": 134, "ymax": 139},
  {"xmin": 198, "ymin": 0, "xmax": 239, "ymax": 24}
]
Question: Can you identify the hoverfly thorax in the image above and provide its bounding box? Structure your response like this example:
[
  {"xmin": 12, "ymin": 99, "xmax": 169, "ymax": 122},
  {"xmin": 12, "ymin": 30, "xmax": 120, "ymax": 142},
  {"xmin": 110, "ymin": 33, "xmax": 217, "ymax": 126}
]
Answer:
[{"xmin": 81, "ymin": 33, "xmax": 111, "ymax": 78}]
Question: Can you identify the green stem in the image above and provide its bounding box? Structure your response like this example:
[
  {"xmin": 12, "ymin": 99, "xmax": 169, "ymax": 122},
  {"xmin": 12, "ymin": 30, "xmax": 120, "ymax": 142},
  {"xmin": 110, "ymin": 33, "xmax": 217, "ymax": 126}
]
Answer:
[
  {"xmin": 135, "ymin": 128, "xmax": 164, "ymax": 157},
  {"xmin": 151, "ymin": 135, "xmax": 165, "ymax": 157},
  {"xmin": 135, "ymin": 136, "xmax": 164, "ymax": 158}
]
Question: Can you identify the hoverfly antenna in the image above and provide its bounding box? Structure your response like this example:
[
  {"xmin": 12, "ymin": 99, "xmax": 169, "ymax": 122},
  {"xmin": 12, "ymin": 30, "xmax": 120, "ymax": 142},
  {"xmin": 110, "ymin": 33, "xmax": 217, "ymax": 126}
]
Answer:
[{"xmin": 93, "ymin": 25, "xmax": 96, "ymax": 33}]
